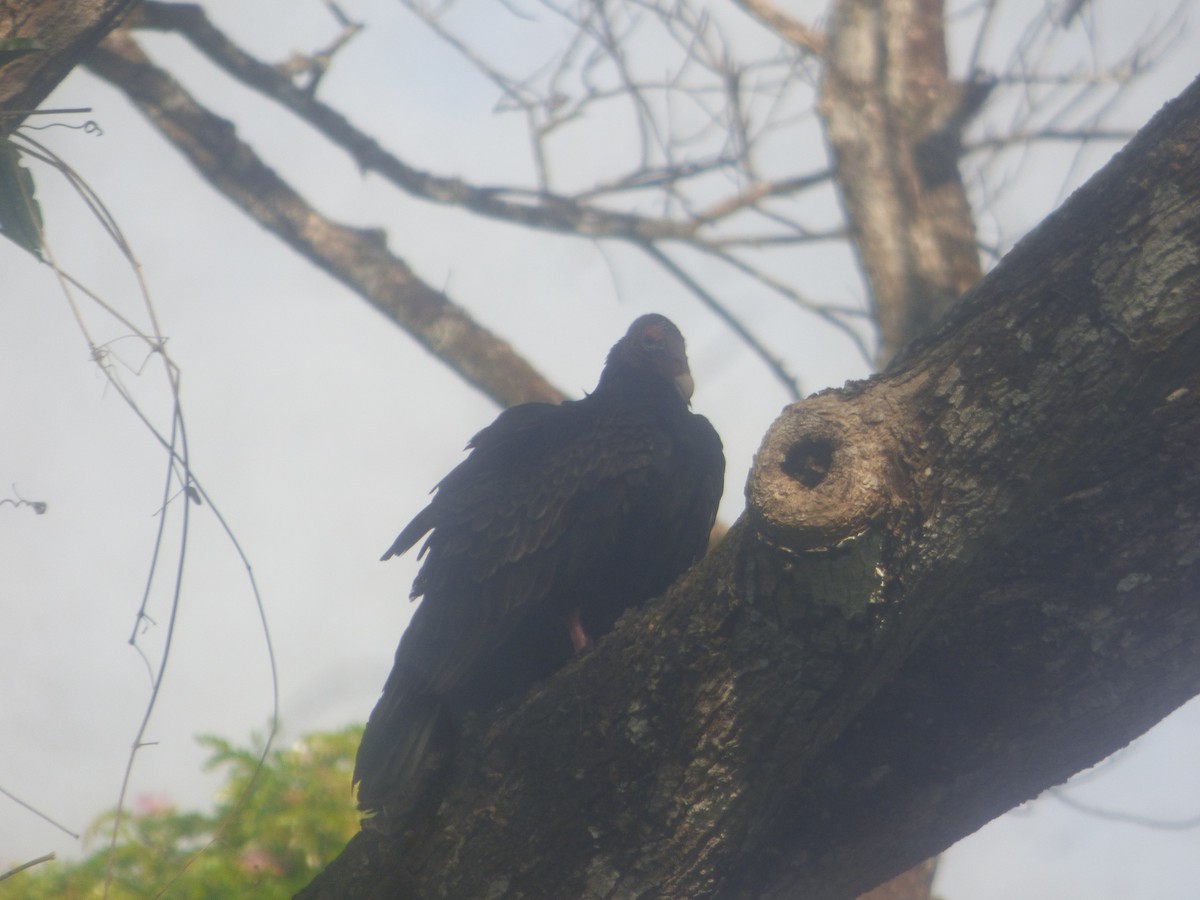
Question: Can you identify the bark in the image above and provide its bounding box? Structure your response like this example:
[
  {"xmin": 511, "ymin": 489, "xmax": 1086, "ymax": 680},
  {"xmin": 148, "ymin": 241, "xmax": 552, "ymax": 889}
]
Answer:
[
  {"xmin": 299, "ymin": 75, "xmax": 1200, "ymax": 898},
  {"xmin": 857, "ymin": 860, "xmax": 936, "ymax": 900},
  {"xmin": 0, "ymin": 0, "xmax": 140, "ymax": 133},
  {"xmin": 820, "ymin": 0, "xmax": 985, "ymax": 365}
]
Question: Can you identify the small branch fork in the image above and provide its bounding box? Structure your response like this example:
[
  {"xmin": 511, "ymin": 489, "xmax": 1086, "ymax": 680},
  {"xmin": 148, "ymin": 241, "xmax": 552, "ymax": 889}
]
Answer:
[
  {"xmin": 114, "ymin": 1, "xmax": 861, "ymax": 395},
  {"xmin": 107, "ymin": 1, "xmax": 1173, "ymax": 398}
]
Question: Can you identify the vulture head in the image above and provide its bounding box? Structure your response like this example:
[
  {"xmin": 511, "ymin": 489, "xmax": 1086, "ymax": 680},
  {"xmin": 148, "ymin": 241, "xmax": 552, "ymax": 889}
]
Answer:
[{"xmin": 603, "ymin": 313, "xmax": 695, "ymax": 403}]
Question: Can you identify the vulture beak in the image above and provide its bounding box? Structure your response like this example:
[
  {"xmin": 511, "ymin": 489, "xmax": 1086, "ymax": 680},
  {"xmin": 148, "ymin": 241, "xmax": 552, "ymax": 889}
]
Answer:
[{"xmin": 674, "ymin": 370, "xmax": 695, "ymax": 402}]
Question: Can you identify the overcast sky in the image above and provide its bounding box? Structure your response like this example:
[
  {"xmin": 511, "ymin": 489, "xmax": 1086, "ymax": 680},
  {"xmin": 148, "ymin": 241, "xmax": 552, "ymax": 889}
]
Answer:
[{"xmin": 2, "ymin": 1, "xmax": 1199, "ymax": 896}]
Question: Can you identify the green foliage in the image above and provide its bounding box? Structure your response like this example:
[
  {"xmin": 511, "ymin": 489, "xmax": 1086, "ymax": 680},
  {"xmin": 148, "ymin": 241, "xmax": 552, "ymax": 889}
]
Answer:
[
  {"xmin": 0, "ymin": 140, "xmax": 43, "ymax": 257},
  {"xmin": 4, "ymin": 725, "xmax": 363, "ymax": 898}
]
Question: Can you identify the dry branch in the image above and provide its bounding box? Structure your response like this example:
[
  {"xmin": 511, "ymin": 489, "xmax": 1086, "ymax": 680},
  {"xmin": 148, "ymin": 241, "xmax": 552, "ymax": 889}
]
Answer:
[
  {"xmin": 85, "ymin": 30, "xmax": 563, "ymax": 408},
  {"xmin": 111, "ymin": 3, "xmax": 848, "ymax": 397},
  {"xmin": 126, "ymin": 1, "xmax": 717, "ymax": 242},
  {"xmin": 730, "ymin": 0, "xmax": 826, "ymax": 56}
]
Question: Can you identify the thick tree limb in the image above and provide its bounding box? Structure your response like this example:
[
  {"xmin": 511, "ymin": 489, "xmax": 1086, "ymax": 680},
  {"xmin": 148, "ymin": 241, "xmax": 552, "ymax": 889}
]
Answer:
[
  {"xmin": 301, "ymin": 75, "xmax": 1200, "ymax": 898},
  {"xmin": 84, "ymin": 30, "xmax": 564, "ymax": 408},
  {"xmin": 0, "ymin": 0, "xmax": 139, "ymax": 132}
]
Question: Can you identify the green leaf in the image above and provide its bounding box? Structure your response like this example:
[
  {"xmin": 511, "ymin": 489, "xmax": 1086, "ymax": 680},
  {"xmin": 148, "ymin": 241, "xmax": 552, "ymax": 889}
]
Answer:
[
  {"xmin": 11, "ymin": 726, "xmax": 364, "ymax": 897},
  {"xmin": 0, "ymin": 141, "xmax": 43, "ymax": 257}
]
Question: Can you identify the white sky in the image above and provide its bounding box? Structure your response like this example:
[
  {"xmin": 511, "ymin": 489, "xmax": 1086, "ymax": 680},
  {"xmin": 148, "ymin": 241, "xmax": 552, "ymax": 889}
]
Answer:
[{"xmin": 2, "ymin": 1, "xmax": 1198, "ymax": 896}]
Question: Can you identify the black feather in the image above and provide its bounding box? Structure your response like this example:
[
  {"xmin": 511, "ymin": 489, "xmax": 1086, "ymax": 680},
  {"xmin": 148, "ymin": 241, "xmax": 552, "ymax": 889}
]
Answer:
[{"xmin": 354, "ymin": 314, "xmax": 724, "ymax": 820}]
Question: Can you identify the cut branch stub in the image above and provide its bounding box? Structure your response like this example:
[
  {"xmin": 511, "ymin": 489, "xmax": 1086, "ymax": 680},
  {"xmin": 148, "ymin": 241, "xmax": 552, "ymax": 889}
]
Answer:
[{"xmin": 747, "ymin": 388, "xmax": 904, "ymax": 551}]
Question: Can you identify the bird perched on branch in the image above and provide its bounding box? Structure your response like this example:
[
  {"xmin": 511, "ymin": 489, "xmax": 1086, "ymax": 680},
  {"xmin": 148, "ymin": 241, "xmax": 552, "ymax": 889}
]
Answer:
[{"xmin": 354, "ymin": 314, "xmax": 725, "ymax": 822}]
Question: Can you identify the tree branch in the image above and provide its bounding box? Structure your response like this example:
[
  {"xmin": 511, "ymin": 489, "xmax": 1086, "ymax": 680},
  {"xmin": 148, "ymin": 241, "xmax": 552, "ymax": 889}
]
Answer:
[
  {"xmin": 127, "ymin": 1, "xmax": 698, "ymax": 242},
  {"xmin": 84, "ymin": 30, "xmax": 564, "ymax": 409},
  {"xmin": 117, "ymin": 2, "xmax": 839, "ymax": 400},
  {"xmin": 730, "ymin": 0, "xmax": 826, "ymax": 56}
]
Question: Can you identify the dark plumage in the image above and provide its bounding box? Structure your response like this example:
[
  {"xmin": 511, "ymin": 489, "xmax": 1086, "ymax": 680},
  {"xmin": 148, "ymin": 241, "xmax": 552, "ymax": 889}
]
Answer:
[{"xmin": 354, "ymin": 314, "xmax": 724, "ymax": 819}]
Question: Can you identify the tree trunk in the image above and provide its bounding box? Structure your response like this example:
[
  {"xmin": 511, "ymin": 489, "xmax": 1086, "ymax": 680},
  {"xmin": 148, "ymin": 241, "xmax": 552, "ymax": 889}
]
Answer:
[
  {"xmin": 821, "ymin": 0, "xmax": 984, "ymax": 365},
  {"xmin": 0, "ymin": 0, "xmax": 140, "ymax": 133},
  {"xmin": 299, "ymin": 74, "xmax": 1200, "ymax": 898},
  {"xmin": 804, "ymin": 4, "xmax": 982, "ymax": 893}
]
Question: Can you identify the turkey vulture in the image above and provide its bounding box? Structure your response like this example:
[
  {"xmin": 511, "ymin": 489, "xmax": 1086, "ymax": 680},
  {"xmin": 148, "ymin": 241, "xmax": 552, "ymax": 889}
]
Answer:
[{"xmin": 354, "ymin": 314, "xmax": 724, "ymax": 821}]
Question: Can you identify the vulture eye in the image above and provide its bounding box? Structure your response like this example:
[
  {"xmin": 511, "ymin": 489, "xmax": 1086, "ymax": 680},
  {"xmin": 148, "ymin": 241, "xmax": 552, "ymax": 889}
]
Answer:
[{"xmin": 641, "ymin": 331, "xmax": 665, "ymax": 352}]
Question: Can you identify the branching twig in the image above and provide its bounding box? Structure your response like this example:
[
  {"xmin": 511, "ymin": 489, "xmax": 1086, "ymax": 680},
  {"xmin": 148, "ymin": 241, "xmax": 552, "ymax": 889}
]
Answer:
[
  {"xmin": 965, "ymin": 127, "xmax": 1135, "ymax": 153},
  {"xmin": 0, "ymin": 853, "xmax": 56, "ymax": 884},
  {"xmin": 729, "ymin": 0, "xmax": 826, "ymax": 56},
  {"xmin": 118, "ymin": 3, "xmax": 834, "ymax": 391},
  {"xmin": 638, "ymin": 241, "xmax": 802, "ymax": 399},
  {"xmin": 0, "ymin": 783, "xmax": 77, "ymax": 839},
  {"xmin": 113, "ymin": 0, "xmax": 1191, "ymax": 403},
  {"xmin": 1050, "ymin": 787, "xmax": 1200, "ymax": 831},
  {"xmin": 9, "ymin": 129, "xmax": 281, "ymax": 900},
  {"xmin": 86, "ymin": 30, "xmax": 565, "ymax": 409},
  {"xmin": 129, "ymin": 2, "xmax": 695, "ymax": 242}
]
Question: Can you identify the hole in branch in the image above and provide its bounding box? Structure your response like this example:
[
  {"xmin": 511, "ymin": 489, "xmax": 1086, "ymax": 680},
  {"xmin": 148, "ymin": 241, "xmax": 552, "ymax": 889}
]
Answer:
[{"xmin": 780, "ymin": 436, "xmax": 835, "ymax": 488}]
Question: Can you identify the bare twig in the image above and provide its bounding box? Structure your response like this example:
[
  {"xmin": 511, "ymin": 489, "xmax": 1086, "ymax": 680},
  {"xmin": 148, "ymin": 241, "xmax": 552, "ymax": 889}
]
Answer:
[
  {"xmin": 0, "ymin": 783, "xmax": 77, "ymax": 839},
  {"xmin": 0, "ymin": 853, "xmax": 56, "ymax": 884},
  {"xmin": 129, "ymin": 2, "xmax": 694, "ymax": 242},
  {"xmin": 101, "ymin": 11, "xmax": 830, "ymax": 397},
  {"xmin": 9, "ymin": 130, "xmax": 281, "ymax": 900},
  {"xmin": 730, "ymin": 0, "xmax": 826, "ymax": 56},
  {"xmin": 638, "ymin": 241, "xmax": 802, "ymax": 399},
  {"xmin": 277, "ymin": 0, "xmax": 364, "ymax": 94},
  {"xmin": 112, "ymin": 0, "xmax": 1191, "ymax": 403},
  {"xmin": 1050, "ymin": 787, "xmax": 1200, "ymax": 831},
  {"xmin": 86, "ymin": 30, "xmax": 565, "ymax": 408},
  {"xmin": 965, "ymin": 127, "xmax": 1135, "ymax": 153},
  {"xmin": 965, "ymin": 0, "xmax": 1187, "ymax": 227}
]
